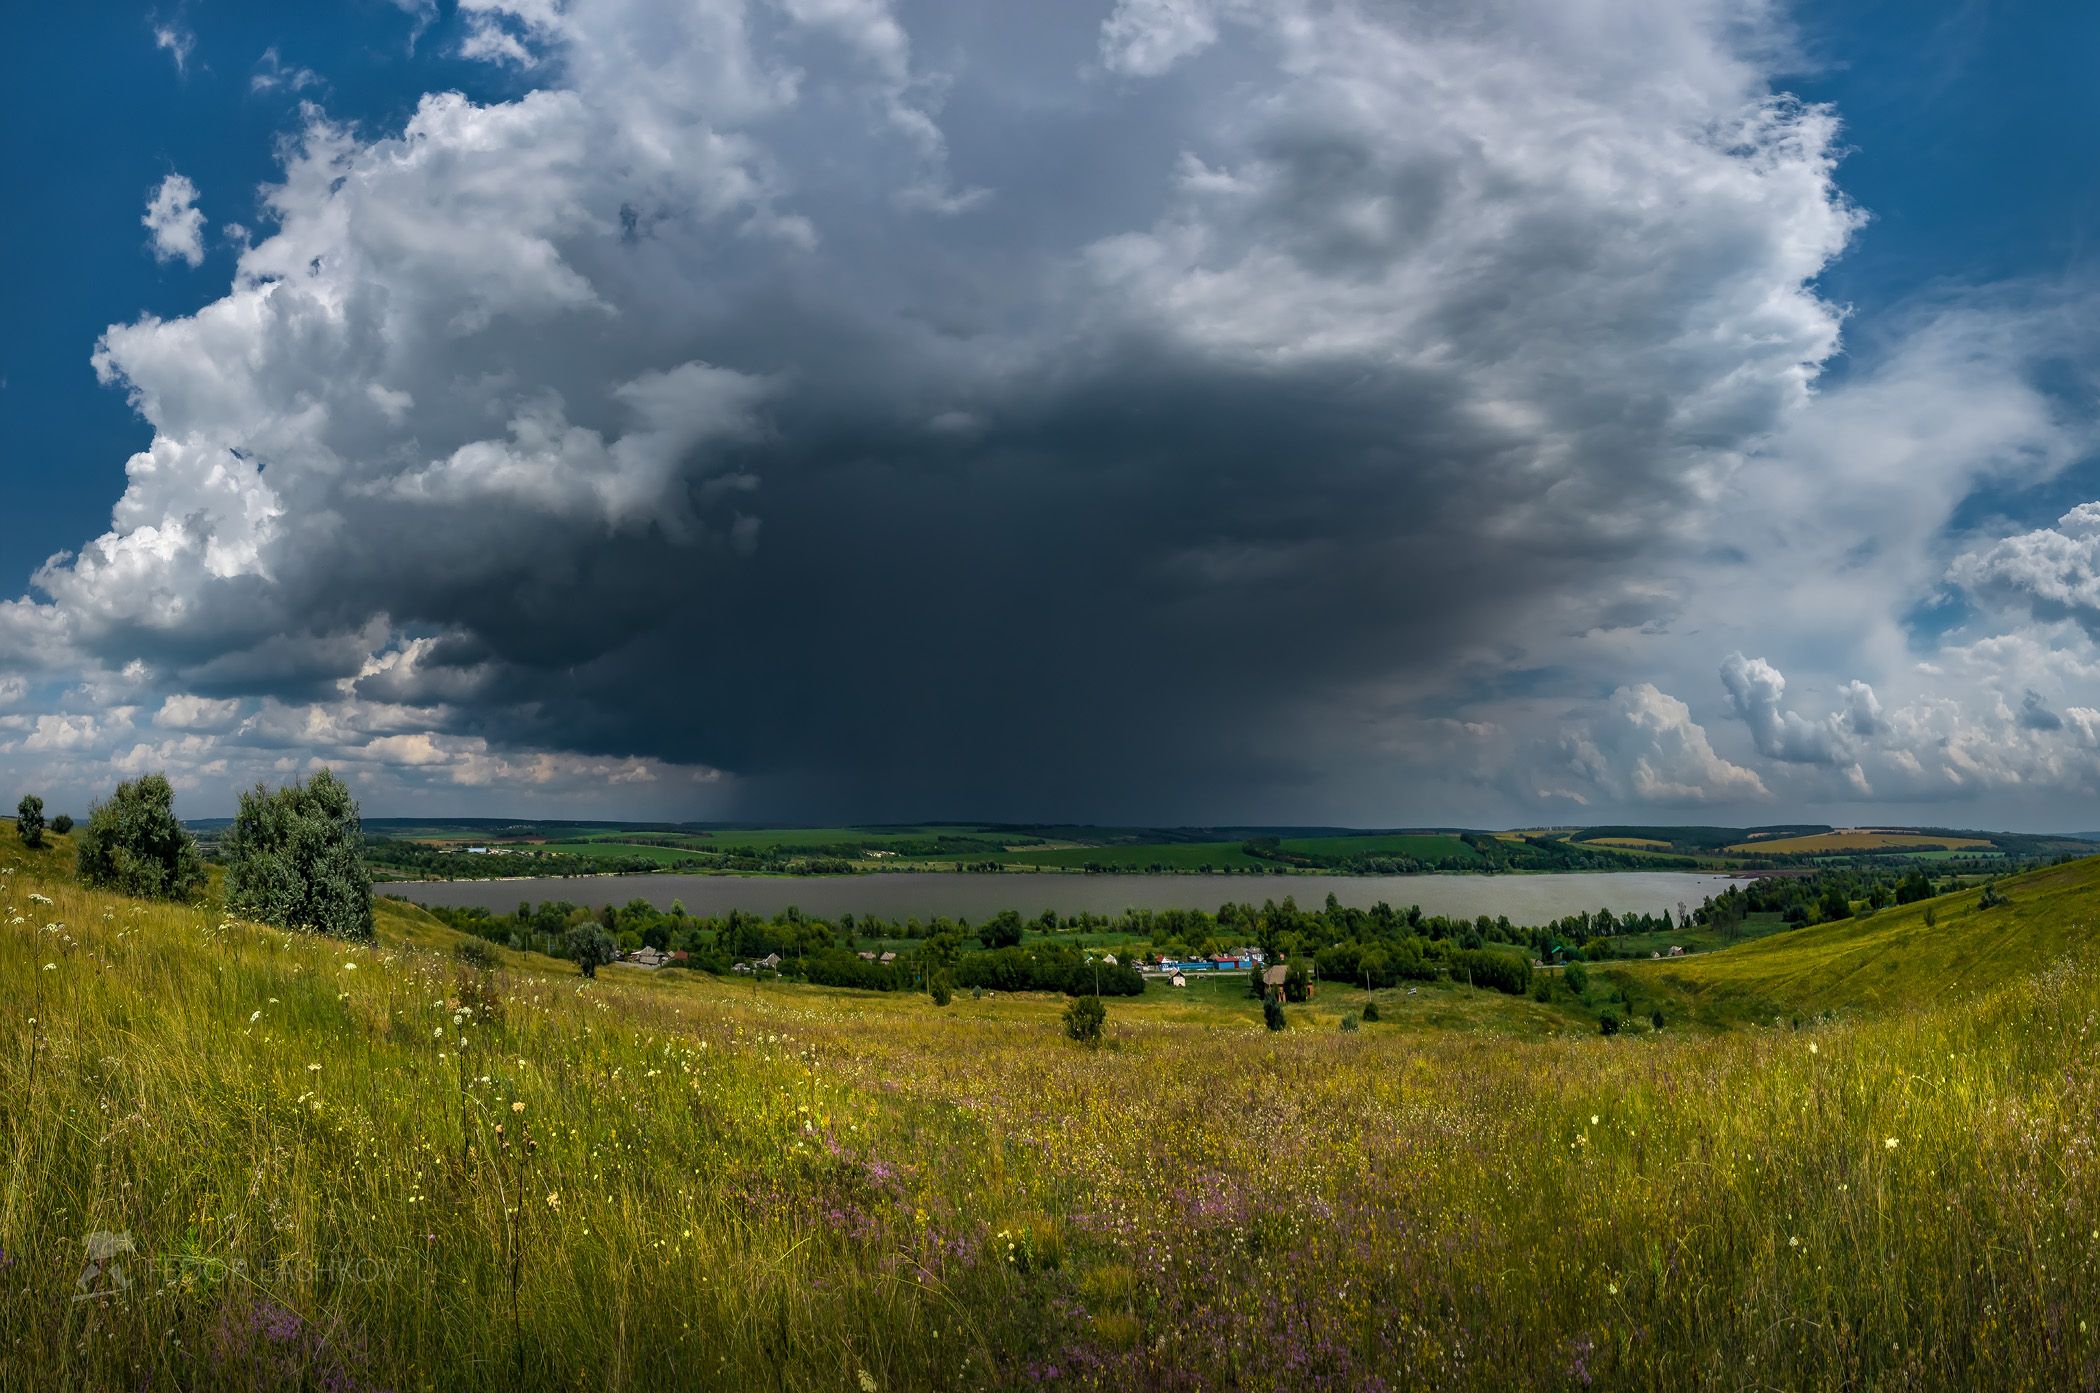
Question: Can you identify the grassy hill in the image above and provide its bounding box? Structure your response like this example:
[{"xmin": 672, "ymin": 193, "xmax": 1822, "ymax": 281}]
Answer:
[
  {"xmin": 5, "ymin": 849, "xmax": 2100, "ymax": 1388},
  {"xmin": 1617, "ymin": 856, "xmax": 2100, "ymax": 1025}
]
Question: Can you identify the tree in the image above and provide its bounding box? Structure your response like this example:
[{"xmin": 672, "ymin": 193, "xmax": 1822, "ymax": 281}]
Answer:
[
  {"xmin": 222, "ymin": 769, "xmax": 374, "ymax": 940},
  {"xmin": 1063, "ymin": 994, "xmax": 1106, "ymax": 1045},
  {"xmin": 929, "ymin": 971, "xmax": 954, "ymax": 1006},
  {"xmin": 75, "ymin": 774, "xmax": 205, "ymax": 902},
  {"xmin": 566, "ymin": 923, "xmax": 617, "ymax": 978},
  {"xmin": 980, "ymin": 909, "xmax": 1025, "ymax": 950},
  {"xmin": 1262, "ymin": 994, "xmax": 1287, "ymax": 1032},
  {"xmin": 50, "ymin": 814, "xmax": 73, "ymax": 836},
  {"xmin": 15, "ymin": 794, "xmax": 44, "ymax": 848}
]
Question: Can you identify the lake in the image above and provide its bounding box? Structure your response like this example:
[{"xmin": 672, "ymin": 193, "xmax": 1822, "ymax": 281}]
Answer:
[{"xmin": 382, "ymin": 869, "xmax": 1746, "ymax": 925}]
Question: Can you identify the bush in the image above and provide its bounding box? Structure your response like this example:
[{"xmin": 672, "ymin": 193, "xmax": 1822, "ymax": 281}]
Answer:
[
  {"xmin": 15, "ymin": 795, "xmax": 44, "ymax": 848},
  {"xmin": 1650, "ymin": 1009, "xmax": 1665, "ymax": 1030},
  {"xmin": 1563, "ymin": 962, "xmax": 1589, "ymax": 996},
  {"xmin": 454, "ymin": 939, "xmax": 499, "ymax": 971},
  {"xmin": 1978, "ymin": 885, "xmax": 2010, "ymax": 910},
  {"xmin": 566, "ymin": 924, "xmax": 617, "ymax": 978},
  {"xmin": 930, "ymin": 972, "xmax": 954, "ymax": 1007},
  {"xmin": 75, "ymin": 774, "xmax": 205, "ymax": 902},
  {"xmin": 1339, "ymin": 1013, "xmax": 1360, "ymax": 1033},
  {"xmin": 1263, "ymin": 995, "xmax": 1287, "ymax": 1032},
  {"xmin": 1598, "ymin": 1012, "xmax": 1621, "ymax": 1036},
  {"xmin": 1063, "ymin": 994, "xmax": 1106, "ymax": 1044},
  {"xmin": 1360, "ymin": 999, "xmax": 1381, "ymax": 1022},
  {"xmin": 49, "ymin": 814, "xmax": 73, "ymax": 835},
  {"xmin": 222, "ymin": 770, "xmax": 373, "ymax": 940},
  {"xmin": 1451, "ymin": 947, "xmax": 1531, "ymax": 996}
]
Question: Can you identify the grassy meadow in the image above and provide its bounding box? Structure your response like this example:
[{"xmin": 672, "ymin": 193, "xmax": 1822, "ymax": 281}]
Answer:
[{"xmin": 4, "ymin": 829, "xmax": 2100, "ymax": 1389}]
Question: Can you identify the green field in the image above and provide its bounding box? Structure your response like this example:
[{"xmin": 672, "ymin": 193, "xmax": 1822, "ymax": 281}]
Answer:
[
  {"xmin": 9, "ymin": 816, "xmax": 2100, "ymax": 1387},
  {"xmin": 1275, "ymin": 832, "xmax": 1485, "ymax": 864},
  {"xmin": 532, "ymin": 840, "xmax": 709, "ymax": 864},
  {"xmin": 999, "ymin": 840, "xmax": 1271, "ymax": 870}
]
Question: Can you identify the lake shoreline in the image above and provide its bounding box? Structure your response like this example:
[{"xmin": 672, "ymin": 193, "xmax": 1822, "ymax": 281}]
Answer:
[{"xmin": 381, "ymin": 868, "xmax": 1752, "ymax": 924}]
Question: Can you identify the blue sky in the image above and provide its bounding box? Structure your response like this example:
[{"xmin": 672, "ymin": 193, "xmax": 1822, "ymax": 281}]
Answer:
[{"xmin": 3, "ymin": 1, "xmax": 2099, "ymax": 826}]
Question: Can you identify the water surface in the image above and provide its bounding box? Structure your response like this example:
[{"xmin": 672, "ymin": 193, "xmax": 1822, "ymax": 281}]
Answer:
[{"xmin": 384, "ymin": 869, "xmax": 1744, "ymax": 925}]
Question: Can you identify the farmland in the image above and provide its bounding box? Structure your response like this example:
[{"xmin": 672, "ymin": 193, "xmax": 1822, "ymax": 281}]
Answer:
[
  {"xmin": 349, "ymin": 819, "xmax": 2090, "ymax": 884},
  {"xmin": 1722, "ymin": 829, "xmax": 1994, "ymax": 855},
  {"xmin": 7, "ymin": 815, "xmax": 2100, "ymax": 1387}
]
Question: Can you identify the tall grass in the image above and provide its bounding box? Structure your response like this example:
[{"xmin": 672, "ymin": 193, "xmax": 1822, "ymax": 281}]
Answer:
[{"xmin": 2, "ymin": 851, "xmax": 2098, "ymax": 1389}]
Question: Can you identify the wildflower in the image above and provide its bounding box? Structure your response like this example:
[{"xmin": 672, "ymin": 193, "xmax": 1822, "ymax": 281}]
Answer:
[
  {"xmin": 859, "ymin": 1371, "xmax": 879, "ymax": 1393},
  {"xmin": 41, "ymin": 963, "xmax": 56, "ymax": 972},
  {"xmin": 307, "ymin": 1063, "xmax": 322, "ymax": 1073},
  {"xmin": 1788, "ymin": 1236, "xmax": 1799, "ymax": 1248},
  {"xmin": 512, "ymin": 1101, "xmax": 526, "ymax": 1113},
  {"xmin": 434, "ymin": 1026, "xmax": 445, "ymax": 1039},
  {"xmin": 1809, "ymin": 1042, "xmax": 1819, "ymax": 1055},
  {"xmin": 250, "ymin": 1010, "xmax": 262, "ymax": 1023},
  {"xmin": 1590, "ymin": 1115, "xmax": 1599, "ymax": 1126},
  {"xmin": 1885, "ymin": 1137, "xmax": 1899, "ymax": 1150},
  {"xmin": 546, "ymin": 1192, "xmax": 561, "ymax": 1209}
]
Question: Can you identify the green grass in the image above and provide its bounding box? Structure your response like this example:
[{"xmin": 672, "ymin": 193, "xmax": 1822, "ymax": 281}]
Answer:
[
  {"xmin": 997, "ymin": 840, "xmax": 1270, "ymax": 870},
  {"xmin": 1628, "ymin": 858, "xmax": 2100, "ymax": 1025},
  {"xmin": 530, "ymin": 840, "xmax": 709, "ymax": 865},
  {"xmin": 7, "ymin": 848, "xmax": 2100, "ymax": 1387},
  {"xmin": 1275, "ymin": 832, "xmax": 1486, "ymax": 864}
]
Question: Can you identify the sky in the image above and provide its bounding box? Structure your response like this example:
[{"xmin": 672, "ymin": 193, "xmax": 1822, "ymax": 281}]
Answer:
[{"xmin": 3, "ymin": 0, "xmax": 2100, "ymax": 830}]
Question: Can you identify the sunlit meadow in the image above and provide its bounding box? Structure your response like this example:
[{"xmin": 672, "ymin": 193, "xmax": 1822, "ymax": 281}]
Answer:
[{"xmin": 4, "ymin": 841, "xmax": 2099, "ymax": 1390}]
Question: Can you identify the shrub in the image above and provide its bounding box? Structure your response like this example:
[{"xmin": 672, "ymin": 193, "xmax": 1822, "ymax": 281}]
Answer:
[
  {"xmin": 1339, "ymin": 1013, "xmax": 1360, "ymax": 1033},
  {"xmin": 1563, "ymin": 962, "xmax": 1589, "ymax": 996},
  {"xmin": 15, "ymin": 794, "xmax": 45, "ymax": 848},
  {"xmin": 929, "ymin": 972, "xmax": 954, "ymax": 1007},
  {"xmin": 1360, "ymin": 999, "xmax": 1381, "ymax": 1022},
  {"xmin": 1263, "ymin": 995, "xmax": 1287, "ymax": 1032},
  {"xmin": 49, "ymin": 814, "xmax": 73, "ymax": 835},
  {"xmin": 1650, "ymin": 1009, "xmax": 1665, "ymax": 1030},
  {"xmin": 1451, "ymin": 947, "xmax": 1531, "ymax": 996},
  {"xmin": 1598, "ymin": 1012, "xmax": 1621, "ymax": 1036},
  {"xmin": 75, "ymin": 774, "xmax": 205, "ymax": 902},
  {"xmin": 1978, "ymin": 884, "xmax": 2010, "ymax": 910},
  {"xmin": 222, "ymin": 770, "xmax": 374, "ymax": 941},
  {"xmin": 565, "ymin": 924, "xmax": 617, "ymax": 978},
  {"xmin": 454, "ymin": 939, "xmax": 499, "ymax": 971},
  {"xmin": 1063, "ymin": 994, "xmax": 1106, "ymax": 1045}
]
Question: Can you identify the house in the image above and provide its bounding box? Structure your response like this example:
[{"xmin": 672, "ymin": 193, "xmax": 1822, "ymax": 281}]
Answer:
[
  {"xmin": 731, "ymin": 962, "xmax": 753, "ymax": 974},
  {"xmin": 857, "ymin": 951, "xmax": 878, "ymax": 961},
  {"xmin": 1170, "ymin": 972, "xmax": 1187, "ymax": 988},
  {"xmin": 1667, "ymin": 945, "xmax": 1687, "ymax": 957},
  {"xmin": 878, "ymin": 951, "xmax": 897, "ymax": 964},
  {"xmin": 1101, "ymin": 953, "xmax": 1118, "ymax": 966},
  {"xmin": 1260, "ymin": 964, "xmax": 1290, "ymax": 991},
  {"xmin": 756, "ymin": 952, "xmax": 783, "ymax": 970},
  {"xmin": 628, "ymin": 946, "xmax": 670, "ymax": 969}
]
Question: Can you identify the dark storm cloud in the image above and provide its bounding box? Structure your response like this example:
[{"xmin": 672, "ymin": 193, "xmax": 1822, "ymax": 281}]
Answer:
[{"xmin": 6, "ymin": 0, "xmax": 1898, "ymax": 817}]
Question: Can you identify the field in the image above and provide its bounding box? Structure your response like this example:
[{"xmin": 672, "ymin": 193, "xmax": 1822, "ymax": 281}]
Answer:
[
  {"xmin": 6, "ymin": 827, "xmax": 2100, "ymax": 1387},
  {"xmin": 1723, "ymin": 830, "xmax": 1993, "ymax": 855},
  {"xmin": 1274, "ymin": 833, "xmax": 1485, "ymax": 864},
  {"xmin": 999, "ymin": 841, "xmax": 1269, "ymax": 871}
]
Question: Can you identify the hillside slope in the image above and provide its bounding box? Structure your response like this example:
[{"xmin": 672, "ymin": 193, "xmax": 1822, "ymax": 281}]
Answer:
[
  {"xmin": 6, "ymin": 854, "xmax": 2100, "ymax": 1388},
  {"xmin": 1628, "ymin": 855, "xmax": 2100, "ymax": 1022}
]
